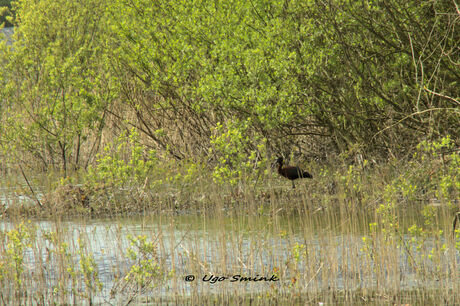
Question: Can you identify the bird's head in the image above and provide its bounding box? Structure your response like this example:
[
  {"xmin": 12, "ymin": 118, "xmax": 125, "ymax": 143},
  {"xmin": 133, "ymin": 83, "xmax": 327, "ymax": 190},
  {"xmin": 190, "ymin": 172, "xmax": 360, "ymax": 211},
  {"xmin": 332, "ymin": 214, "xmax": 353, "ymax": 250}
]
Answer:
[{"xmin": 272, "ymin": 157, "xmax": 283, "ymax": 168}]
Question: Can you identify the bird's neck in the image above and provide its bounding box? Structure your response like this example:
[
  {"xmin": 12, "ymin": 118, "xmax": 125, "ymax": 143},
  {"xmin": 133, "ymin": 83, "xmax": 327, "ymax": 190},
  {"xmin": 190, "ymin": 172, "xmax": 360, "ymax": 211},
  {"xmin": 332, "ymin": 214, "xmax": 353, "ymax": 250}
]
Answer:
[{"xmin": 277, "ymin": 163, "xmax": 283, "ymax": 173}]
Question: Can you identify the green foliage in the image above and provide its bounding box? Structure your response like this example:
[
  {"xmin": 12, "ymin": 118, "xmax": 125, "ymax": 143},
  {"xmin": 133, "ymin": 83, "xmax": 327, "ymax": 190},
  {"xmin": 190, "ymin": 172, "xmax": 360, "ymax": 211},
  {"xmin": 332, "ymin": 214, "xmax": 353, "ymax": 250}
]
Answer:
[
  {"xmin": 339, "ymin": 164, "xmax": 363, "ymax": 200},
  {"xmin": 0, "ymin": 0, "xmax": 113, "ymax": 172},
  {"xmin": 0, "ymin": 0, "xmax": 13, "ymax": 27},
  {"xmin": 286, "ymin": 242, "xmax": 307, "ymax": 289},
  {"xmin": 305, "ymin": 0, "xmax": 459, "ymax": 151},
  {"xmin": 107, "ymin": 0, "xmax": 459, "ymax": 160},
  {"xmin": 77, "ymin": 238, "xmax": 102, "ymax": 300},
  {"xmin": 361, "ymin": 205, "xmax": 404, "ymax": 284},
  {"xmin": 43, "ymin": 230, "xmax": 102, "ymax": 301},
  {"xmin": 124, "ymin": 234, "xmax": 161, "ymax": 290},
  {"xmin": 362, "ymin": 137, "xmax": 457, "ymax": 279},
  {"xmin": 417, "ymin": 136, "xmax": 460, "ymax": 203},
  {"xmin": 42, "ymin": 230, "xmax": 78, "ymax": 296},
  {"xmin": 374, "ymin": 137, "xmax": 460, "ymax": 205},
  {"xmin": 1, "ymin": 0, "xmax": 458, "ymax": 174},
  {"xmin": 291, "ymin": 242, "xmax": 306, "ymax": 266},
  {"xmin": 0, "ymin": 221, "xmax": 35, "ymax": 289},
  {"xmin": 87, "ymin": 129, "xmax": 157, "ymax": 188},
  {"xmin": 406, "ymin": 205, "xmax": 447, "ymax": 278},
  {"xmin": 106, "ymin": 0, "xmax": 321, "ymax": 158},
  {"xmin": 210, "ymin": 119, "xmax": 268, "ymax": 186},
  {"xmin": 0, "ymin": 0, "xmax": 458, "ymax": 217}
]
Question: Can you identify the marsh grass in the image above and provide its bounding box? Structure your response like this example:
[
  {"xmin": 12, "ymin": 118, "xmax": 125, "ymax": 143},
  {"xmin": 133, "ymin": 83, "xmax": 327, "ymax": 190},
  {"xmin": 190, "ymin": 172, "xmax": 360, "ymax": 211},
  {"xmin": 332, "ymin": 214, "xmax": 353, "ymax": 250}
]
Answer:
[
  {"xmin": 4, "ymin": 134, "xmax": 456, "ymax": 219},
  {"xmin": 0, "ymin": 196, "xmax": 459, "ymax": 304},
  {"xmin": 0, "ymin": 138, "xmax": 459, "ymax": 304}
]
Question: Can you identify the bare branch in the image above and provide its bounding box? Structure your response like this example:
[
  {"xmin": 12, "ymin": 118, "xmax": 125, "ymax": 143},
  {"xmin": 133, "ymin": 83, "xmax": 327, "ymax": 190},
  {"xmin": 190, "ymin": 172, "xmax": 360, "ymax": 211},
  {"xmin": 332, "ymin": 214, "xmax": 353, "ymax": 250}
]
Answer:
[{"xmin": 424, "ymin": 86, "xmax": 460, "ymax": 106}]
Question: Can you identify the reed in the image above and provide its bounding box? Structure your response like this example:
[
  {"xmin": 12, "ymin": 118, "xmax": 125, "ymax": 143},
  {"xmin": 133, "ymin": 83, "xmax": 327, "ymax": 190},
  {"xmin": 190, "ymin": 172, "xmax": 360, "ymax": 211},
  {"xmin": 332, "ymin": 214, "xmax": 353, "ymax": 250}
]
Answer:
[
  {"xmin": 0, "ymin": 141, "xmax": 458, "ymax": 304},
  {"xmin": 0, "ymin": 203, "xmax": 458, "ymax": 304}
]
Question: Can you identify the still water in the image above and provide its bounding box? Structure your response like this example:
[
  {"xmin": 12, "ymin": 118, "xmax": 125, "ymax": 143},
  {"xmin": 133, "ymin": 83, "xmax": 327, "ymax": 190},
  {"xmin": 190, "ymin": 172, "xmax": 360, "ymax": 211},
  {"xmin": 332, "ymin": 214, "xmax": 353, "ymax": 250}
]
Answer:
[{"xmin": 1, "ymin": 205, "xmax": 459, "ymax": 304}]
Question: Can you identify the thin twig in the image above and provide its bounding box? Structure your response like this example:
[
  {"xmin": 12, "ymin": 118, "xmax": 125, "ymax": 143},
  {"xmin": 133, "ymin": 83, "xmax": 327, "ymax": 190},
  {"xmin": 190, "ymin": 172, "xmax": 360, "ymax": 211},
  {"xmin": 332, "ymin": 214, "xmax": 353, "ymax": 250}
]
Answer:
[
  {"xmin": 372, "ymin": 107, "xmax": 460, "ymax": 139},
  {"xmin": 424, "ymin": 86, "xmax": 460, "ymax": 106},
  {"xmin": 18, "ymin": 163, "xmax": 43, "ymax": 208},
  {"xmin": 305, "ymin": 262, "xmax": 324, "ymax": 288}
]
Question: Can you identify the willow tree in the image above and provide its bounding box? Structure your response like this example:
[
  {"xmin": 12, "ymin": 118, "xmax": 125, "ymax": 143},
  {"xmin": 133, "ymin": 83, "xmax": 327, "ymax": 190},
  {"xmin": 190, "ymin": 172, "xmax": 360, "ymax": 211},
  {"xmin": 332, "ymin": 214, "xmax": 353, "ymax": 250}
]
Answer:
[
  {"xmin": 0, "ymin": 0, "xmax": 113, "ymax": 173},
  {"xmin": 108, "ymin": 0, "xmax": 458, "ymax": 166}
]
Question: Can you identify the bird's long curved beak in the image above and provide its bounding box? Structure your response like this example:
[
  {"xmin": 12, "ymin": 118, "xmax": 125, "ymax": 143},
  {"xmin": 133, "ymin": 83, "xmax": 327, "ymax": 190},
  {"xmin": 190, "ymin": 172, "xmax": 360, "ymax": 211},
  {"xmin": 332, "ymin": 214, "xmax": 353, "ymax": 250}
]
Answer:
[{"xmin": 271, "ymin": 160, "xmax": 278, "ymax": 168}]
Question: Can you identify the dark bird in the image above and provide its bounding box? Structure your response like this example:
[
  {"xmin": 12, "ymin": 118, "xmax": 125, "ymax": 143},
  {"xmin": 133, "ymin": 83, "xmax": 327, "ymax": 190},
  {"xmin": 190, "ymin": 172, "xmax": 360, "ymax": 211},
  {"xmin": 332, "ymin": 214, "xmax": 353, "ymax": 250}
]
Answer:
[{"xmin": 274, "ymin": 157, "xmax": 313, "ymax": 189}]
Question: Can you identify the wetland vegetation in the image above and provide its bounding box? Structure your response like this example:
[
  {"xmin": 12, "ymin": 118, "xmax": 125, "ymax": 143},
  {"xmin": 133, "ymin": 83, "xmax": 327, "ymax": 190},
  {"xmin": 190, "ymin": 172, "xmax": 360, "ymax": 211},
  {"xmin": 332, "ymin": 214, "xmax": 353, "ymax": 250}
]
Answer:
[{"xmin": 0, "ymin": 0, "xmax": 459, "ymax": 304}]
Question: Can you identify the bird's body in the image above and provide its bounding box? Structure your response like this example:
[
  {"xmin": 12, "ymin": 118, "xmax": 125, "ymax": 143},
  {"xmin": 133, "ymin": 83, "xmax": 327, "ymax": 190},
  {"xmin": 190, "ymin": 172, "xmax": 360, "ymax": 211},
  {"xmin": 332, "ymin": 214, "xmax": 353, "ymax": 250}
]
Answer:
[{"xmin": 275, "ymin": 157, "xmax": 312, "ymax": 188}]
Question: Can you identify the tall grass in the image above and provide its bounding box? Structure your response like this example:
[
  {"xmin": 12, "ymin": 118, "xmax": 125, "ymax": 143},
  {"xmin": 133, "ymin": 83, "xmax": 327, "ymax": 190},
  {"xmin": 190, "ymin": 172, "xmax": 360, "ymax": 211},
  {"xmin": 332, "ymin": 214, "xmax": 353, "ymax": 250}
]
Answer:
[
  {"xmin": 0, "ymin": 137, "xmax": 458, "ymax": 304},
  {"xmin": 0, "ymin": 203, "xmax": 459, "ymax": 304}
]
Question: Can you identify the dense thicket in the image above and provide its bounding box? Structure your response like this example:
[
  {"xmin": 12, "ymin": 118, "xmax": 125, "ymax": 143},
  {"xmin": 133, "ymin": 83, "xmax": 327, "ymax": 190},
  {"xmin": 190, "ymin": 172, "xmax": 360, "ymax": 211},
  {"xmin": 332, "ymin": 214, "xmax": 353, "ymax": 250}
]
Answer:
[
  {"xmin": 109, "ymin": 0, "xmax": 459, "ymax": 159},
  {"xmin": 0, "ymin": 0, "xmax": 113, "ymax": 173},
  {"xmin": 1, "ymin": 0, "xmax": 458, "ymax": 171},
  {"xmin": 0, "ymin": 0, "xmax": 13, "ymax": 27}
]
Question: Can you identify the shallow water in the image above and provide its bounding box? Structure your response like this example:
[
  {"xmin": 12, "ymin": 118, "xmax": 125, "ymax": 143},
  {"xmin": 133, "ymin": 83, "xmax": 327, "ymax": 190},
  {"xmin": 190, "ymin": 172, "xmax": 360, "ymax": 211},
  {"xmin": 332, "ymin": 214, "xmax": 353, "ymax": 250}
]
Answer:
[
  {"xmin": 1, "ymin": 206, "xmax": 458, "ymax": 304},
  {"xmin": 1, "ymin": 175, "xmax": 459, "ymax": 303}
]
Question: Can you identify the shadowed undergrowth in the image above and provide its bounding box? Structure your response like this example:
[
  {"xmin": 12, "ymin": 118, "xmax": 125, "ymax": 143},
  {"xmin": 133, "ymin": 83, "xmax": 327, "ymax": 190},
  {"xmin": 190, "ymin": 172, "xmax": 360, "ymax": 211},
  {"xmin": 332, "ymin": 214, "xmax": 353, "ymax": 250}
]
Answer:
[{"xmin": 2, "ymin": 136, "xmax": 457, "ymax": 219}]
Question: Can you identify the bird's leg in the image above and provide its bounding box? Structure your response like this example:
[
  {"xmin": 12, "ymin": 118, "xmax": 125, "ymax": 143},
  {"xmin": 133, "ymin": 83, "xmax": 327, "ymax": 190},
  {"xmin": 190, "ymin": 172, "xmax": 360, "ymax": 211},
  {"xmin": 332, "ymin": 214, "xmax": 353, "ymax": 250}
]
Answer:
[{"xmin": 292, "ymin": 181, "xmax": 295, "ymax": 189}]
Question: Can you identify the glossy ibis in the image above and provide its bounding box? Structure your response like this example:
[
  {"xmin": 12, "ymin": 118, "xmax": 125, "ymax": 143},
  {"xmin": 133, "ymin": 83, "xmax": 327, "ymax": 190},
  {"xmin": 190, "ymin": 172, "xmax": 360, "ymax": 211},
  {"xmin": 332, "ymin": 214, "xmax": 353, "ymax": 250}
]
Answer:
[{"xmin": 274, "ymin": 157, "xmax": 313, "ymax": 189}]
